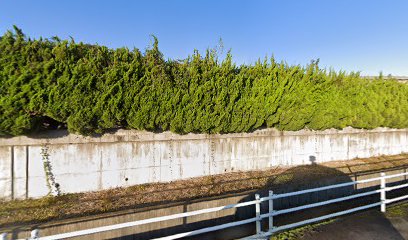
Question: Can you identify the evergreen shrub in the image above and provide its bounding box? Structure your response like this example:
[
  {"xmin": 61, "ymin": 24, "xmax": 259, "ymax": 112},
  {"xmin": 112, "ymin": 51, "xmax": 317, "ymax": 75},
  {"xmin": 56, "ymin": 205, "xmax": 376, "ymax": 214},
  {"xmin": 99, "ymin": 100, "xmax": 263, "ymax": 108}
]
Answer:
[{"xmin": 1, "ymin": 26, "xmax": 408, "ymax": 136}]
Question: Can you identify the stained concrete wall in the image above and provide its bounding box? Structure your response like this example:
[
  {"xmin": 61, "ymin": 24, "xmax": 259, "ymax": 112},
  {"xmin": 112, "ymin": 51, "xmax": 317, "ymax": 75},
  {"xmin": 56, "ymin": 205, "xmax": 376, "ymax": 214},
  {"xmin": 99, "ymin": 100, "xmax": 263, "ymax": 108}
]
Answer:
[{"xmin": 1, "ymin": 127, "xmax": 408, "ymax": 199}]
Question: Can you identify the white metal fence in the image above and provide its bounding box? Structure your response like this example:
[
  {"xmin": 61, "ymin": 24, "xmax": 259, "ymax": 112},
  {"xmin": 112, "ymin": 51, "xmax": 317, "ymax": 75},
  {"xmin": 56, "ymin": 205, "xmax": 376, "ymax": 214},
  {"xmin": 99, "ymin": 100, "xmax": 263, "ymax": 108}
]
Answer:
[{"xmin": 2, "ymin": 172, "xmax": 408, "ymax": 240}]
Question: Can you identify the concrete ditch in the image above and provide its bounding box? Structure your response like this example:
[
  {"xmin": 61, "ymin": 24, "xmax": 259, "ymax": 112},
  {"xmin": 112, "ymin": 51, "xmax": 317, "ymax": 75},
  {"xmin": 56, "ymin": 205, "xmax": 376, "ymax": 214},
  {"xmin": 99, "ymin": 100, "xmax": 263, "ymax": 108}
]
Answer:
[{"xmin": 2, "ymin": 161, "xmax": 408, "ymax": 240}]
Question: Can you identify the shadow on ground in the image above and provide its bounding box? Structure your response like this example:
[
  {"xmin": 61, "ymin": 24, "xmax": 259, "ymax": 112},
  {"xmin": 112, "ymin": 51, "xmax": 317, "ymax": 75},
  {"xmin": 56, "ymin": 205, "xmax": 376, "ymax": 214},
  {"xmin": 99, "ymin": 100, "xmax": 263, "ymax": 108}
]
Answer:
[{"xmin": 300, "ymin": 210, "xmax": 406, "ymax": 240}]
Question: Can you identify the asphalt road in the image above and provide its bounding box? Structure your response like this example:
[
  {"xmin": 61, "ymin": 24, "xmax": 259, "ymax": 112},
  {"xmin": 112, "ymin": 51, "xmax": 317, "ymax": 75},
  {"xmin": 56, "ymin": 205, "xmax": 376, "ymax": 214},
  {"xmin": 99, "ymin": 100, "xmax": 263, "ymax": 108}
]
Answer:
[{"xmin": 302, "ymin": 208, "xmax": 408, "ymax": 240}]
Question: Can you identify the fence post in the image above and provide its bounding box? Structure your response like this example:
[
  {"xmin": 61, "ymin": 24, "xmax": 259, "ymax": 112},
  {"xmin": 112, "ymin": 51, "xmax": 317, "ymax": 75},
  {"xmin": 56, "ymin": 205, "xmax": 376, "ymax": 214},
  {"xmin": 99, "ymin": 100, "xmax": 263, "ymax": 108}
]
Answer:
[
  {"xmin": 269, "ymin": 191, "xmax": 274, "ymax": 232},
  {"xmin": 380, "ymin": 172, "xmax": 386, "ymax": 213},
  {"xmin": 0, "ymin": 233, "xmax": 7, "ymax": 240},
  {"xmin": 30, "ymin": 229, "xmax": 39, "ymax": 239},
  {"xmin": 255, "ymin": 193, "xmax": 261, "ymax": 234}
]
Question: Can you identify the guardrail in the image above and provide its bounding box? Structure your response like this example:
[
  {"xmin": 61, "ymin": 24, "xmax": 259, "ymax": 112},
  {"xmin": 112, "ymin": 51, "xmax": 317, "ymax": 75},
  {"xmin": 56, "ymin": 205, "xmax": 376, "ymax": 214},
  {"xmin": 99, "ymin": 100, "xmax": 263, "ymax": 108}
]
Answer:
[{"xmin": 2, "ymin": 172, "xmax": 408, "ymax": 240}]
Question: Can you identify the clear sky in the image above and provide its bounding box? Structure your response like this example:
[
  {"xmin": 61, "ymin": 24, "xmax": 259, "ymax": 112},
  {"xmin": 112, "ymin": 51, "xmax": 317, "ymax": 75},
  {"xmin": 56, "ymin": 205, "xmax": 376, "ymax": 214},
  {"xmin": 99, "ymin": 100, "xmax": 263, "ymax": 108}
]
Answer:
[{"xmin": 1, "ymin": 0, "xmax": 407, "ymax": 76}]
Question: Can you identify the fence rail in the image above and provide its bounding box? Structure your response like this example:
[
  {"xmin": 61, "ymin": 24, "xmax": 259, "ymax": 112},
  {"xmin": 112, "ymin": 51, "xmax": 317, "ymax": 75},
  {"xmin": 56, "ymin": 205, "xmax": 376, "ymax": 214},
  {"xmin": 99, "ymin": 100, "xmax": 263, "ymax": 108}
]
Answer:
[{"xmin": 2, "ymin": 172, "xmax": 408, "ymax": 240}]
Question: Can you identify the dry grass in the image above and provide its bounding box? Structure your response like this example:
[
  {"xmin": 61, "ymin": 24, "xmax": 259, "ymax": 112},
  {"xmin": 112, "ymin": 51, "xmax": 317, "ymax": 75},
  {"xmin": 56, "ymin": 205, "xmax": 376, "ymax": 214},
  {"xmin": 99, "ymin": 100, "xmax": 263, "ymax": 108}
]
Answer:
[{"xmin": 1, "ymin": 154, "xmax": 408, "ymax": 228}]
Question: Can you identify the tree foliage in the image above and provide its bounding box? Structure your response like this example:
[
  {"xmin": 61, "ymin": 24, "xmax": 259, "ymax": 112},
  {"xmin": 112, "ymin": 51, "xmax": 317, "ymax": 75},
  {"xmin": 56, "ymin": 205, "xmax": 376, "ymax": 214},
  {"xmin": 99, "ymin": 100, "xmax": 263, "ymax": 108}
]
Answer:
[{"xmin": 2, "ymin": 27, "xmax": 408, "ymax": 136}]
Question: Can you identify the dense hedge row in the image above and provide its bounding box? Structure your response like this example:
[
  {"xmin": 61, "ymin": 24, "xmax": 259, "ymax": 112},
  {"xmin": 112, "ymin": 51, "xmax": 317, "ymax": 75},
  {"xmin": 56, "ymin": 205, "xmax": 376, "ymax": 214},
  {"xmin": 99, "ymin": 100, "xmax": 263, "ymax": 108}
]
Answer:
[{"xmin": 1, "ymin": 26, "xmax": 408, "ymax": 136}]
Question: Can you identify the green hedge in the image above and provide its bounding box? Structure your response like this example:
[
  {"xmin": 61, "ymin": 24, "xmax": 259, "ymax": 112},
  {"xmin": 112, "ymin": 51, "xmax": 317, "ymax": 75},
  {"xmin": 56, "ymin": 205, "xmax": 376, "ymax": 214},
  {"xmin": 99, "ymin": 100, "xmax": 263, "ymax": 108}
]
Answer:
[{"xmin": 1, "ymin": 26, "xmax": 408, "ymax": 136}]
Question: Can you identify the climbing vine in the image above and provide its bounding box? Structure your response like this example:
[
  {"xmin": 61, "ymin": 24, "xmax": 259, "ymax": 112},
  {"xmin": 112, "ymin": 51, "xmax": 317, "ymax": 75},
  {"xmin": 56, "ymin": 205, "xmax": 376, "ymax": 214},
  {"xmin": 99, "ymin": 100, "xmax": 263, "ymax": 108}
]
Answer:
[{"xmin": 40, "ymin": 144, "xmax": 61, "ymax": 196}]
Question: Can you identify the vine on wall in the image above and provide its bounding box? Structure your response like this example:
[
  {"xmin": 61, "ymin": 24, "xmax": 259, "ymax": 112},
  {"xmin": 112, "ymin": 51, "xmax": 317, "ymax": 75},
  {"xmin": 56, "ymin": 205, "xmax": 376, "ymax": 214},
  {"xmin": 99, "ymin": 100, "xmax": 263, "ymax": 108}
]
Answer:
[{"xmin": 40, "ymin": 144, "xmax": 61, "ymax": 196}]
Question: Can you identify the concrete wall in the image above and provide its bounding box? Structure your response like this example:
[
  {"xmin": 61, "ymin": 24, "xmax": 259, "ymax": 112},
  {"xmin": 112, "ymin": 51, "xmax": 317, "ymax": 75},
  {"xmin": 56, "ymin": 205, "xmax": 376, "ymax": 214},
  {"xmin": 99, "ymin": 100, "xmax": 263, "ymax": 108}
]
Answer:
[{"xmin": 1, "ymin": 127, "xmax": 408, "ymax": 199}]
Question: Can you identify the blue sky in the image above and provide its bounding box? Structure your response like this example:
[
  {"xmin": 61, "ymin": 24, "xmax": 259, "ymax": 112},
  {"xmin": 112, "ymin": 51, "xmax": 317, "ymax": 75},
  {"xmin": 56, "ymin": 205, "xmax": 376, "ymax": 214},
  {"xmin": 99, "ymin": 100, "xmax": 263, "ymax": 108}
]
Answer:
[{"xmin": 1, "ymin": 0, "xmax": 407, "ymax": 75}]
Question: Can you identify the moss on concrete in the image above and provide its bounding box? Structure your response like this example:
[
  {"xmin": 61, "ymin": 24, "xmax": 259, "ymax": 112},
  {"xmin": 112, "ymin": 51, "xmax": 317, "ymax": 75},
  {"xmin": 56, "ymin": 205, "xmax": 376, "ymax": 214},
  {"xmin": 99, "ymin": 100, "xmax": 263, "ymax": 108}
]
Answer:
[{"xmin": 270, "ymin": 220, "xmax": 335, "ymax": 240}]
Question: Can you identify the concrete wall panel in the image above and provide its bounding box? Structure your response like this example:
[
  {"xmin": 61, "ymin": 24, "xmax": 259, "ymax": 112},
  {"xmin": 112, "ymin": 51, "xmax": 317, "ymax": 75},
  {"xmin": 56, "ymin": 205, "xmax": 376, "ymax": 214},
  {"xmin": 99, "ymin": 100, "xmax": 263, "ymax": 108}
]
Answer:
[
  {"xmin": 2, "ymin": 127, "xmax": 408, "ymax": 199},
  {"xmin": 0, "ymin": 146, "xmax": 12, "ymax": 199},
  {"xmin": 13, "ymin": 146, "xmax": 27, "ymax": 199}
]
